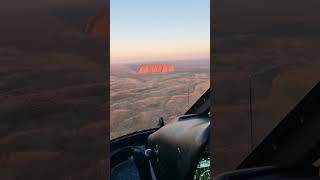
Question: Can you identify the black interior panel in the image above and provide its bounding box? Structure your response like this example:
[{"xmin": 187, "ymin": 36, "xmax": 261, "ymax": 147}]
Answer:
[{"xmin": 146, "ymin": 114, "xmax": 210, "ymax": 180}]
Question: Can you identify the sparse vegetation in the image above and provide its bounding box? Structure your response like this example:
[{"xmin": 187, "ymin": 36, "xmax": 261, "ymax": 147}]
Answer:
[{"xmin": 110, "ymin": 60, "xmax": 210, "ymax": 139}]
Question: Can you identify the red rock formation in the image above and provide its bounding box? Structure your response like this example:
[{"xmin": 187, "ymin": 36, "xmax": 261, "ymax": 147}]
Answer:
[
  {"xmin": 85, "ymin": 6, "xmax": 109, "ymax": 38},
  {"xmin": 137, "ymin": 64, "xmax": 176, "ymax": 74}
]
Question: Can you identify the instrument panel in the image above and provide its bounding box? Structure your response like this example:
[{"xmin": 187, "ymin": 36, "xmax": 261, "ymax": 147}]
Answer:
[{"xmin": 194, "ymin": 144, "xmax": 210, "ymax": 180}]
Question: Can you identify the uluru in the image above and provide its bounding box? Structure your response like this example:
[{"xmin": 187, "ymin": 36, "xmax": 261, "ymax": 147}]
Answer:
[{"xmin": 137, "ymin": 64, "xmax": 176, "ymax": 74}]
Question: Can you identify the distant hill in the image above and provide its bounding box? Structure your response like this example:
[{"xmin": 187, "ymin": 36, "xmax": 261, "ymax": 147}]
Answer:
[{"xmin": 137, "ymin": 64, "xmax": 176, "ymax": 74}]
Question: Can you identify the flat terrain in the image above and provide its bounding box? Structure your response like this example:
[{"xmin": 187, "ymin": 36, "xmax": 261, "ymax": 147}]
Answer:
[
  {"xmin": 213, "ymin": 0, "xmax": 320, "ymax": 173},
  {"xmin": 110, "ymin": 60, "xmax": 209, "ymax": 139},
  {"xmin": 0, "ymin": 5, "xmax": 107, "ymax": 180}
]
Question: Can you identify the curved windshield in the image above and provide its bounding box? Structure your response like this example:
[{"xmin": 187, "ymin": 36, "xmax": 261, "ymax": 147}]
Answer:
[{"xmin": 110, "ymin": 0, "xmax": 210, "ymax": 139}]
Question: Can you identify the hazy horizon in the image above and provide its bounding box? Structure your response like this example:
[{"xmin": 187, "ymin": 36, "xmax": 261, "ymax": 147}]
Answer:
[{"xmin": 110, "ymin": 58, "xmax": 210, "ymax": 65}]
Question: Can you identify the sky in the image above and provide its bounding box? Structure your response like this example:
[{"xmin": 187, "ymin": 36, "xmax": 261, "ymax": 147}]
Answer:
[{"xmin": 110, "ymin": 0, "xmax": 210, "ymax": 64}]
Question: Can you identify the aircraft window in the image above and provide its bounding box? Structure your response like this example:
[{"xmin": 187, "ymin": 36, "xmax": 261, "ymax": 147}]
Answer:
[{"xmin": 110, "ymin": 0, "xmax": 210, "ymax": 140}]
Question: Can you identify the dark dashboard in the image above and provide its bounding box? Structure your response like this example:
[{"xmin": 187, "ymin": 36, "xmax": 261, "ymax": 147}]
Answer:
[
  {"xmin": 111, "ymin": 144, "xmax": 210, "ymax": 180},
  {"xmin": 110, "ymin": 113, "xmax": 210, "ymax": 180}
]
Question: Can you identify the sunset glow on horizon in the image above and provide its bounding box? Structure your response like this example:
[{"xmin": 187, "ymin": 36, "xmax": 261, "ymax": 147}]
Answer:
[{"xmin": 111, "ymin": 0, "xmax": 209, "ymax": 64}]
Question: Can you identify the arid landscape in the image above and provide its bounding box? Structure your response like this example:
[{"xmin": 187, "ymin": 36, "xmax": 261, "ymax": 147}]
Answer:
[
  {"xmin": 110, "ymin": 60, "xmax": 209, "ymax": 139},
  {"xmin": 0, "ymin": 2, "xmax": 107, "ymax": 180},
  {"xmin": 212, "ymin": 0, "xmax": 320, "ymax": 173}
]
